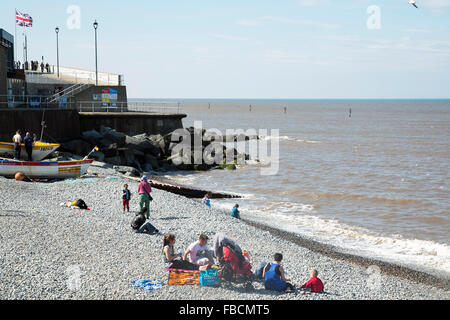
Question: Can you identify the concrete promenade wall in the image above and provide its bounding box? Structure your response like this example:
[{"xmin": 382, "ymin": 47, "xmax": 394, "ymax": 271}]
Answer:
[
  {"xmin": 0, "ymin": 110, "xmax": 187, "ymax": 143},
  {"xmin": 0, "ymin": 109, "xmax": 81, "ymax": 142},
  {"xmin": 79, "ymin": 112, "xmax": 186, "ymax": 136}
]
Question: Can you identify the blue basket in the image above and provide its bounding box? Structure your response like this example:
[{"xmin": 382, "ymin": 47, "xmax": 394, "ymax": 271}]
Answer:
[{"xmin": 199, "ymin": 269, "xmax": 220, "ymax": 286}]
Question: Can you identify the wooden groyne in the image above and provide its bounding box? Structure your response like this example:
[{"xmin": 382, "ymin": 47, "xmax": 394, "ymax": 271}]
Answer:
[{"xmin": 123, "ymin": 175, "xmax": 241, "ymax": 199}]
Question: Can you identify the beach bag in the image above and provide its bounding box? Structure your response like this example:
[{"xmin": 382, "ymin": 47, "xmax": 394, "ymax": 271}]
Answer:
[
  {"xmin": 200, "ymin": 269, "xmax": 220, "ymax": 287},
  {"xmin": 75, "ymin": 199, "xmax": 88, "ymax": 210},
  {"xmin": 167, "ymin": 268, "xmax": 200, "ymax": 285},
  {"xmin": 217, "ymin": 260, "xmax": 234, "ymax": 282}
]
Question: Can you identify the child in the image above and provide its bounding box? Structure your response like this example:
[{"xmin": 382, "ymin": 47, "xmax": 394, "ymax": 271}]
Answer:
[
  {"xmin": 122, "ymin": 184, "xmax": 131, "ymax": 213},
  {"xmin": 301, "ymin": 269, "xmax": 324, "ymax": 293},
  {"xmin": 262, "ymin": 253, "xmax": 295, "ymax": 292},
  {"xmin": 230, "ymin": 204, "xmax": 240, "ymax": 219},
  {"xmin": 202, "ymin": 192, "xmax": 212, "ymax": 207}
]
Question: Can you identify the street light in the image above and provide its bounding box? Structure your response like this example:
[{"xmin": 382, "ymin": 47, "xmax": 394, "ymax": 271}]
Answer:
[
  {"xmin": 55, "ymin": 27, "xmax": 59, "ymax": 77},
  {"xmin": 93, "ymin": 20, "xmax": 98, "ymax": 86}
]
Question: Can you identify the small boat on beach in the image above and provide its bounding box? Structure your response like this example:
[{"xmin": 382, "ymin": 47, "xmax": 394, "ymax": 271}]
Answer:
[
  {"xmin": 0, "ymin": 141, "xmax": 60, "ymax": 161},
  {"xmin": 0, "ymin": 158, "xmax": 94, "ymax": 179}
]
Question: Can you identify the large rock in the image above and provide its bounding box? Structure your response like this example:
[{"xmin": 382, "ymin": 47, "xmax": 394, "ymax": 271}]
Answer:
[
  {"xmin": 104, "ymin": 156, "xmax": 122, "ymax": 166},
  {"xmin": 90, "ymin": 151, "xmax": 105, "ymax": 162},
  {"xmin": 99, "ymin": 138, "xmax": 114, "ymax": 148},
  {"xmin": 119, "ymin": 148, "xmax": 136, "ymax": 166},
  {"xmin": 81, "ymin": 129, "xmax": 103, "ymax": 141},
  {"xmin": 142, "ymin": 163, "xmax": 153, "ymax": 172},
  {"xmin": 60, "ymin": 139, "xmax": 92, "ymax": 156},
  {"xmin": 145, "ymin": 154, "xmax": 159, "ymax": 169},
  {"xmin": 113, "ymin": 165, "xmax": 141, "ymax": 177},
  {"xmin": 125, "ymin": 136, "xmax": 161, "ymax": 157}
]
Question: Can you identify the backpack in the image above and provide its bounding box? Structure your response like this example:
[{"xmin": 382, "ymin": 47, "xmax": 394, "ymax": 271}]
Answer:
[
  {"xmin": 75, "ymin": 199, "xmax": 88, "ymax": 210},
  {"xmin": 217, "ymin": 257, "xmax": 234, "ymax": 282}
]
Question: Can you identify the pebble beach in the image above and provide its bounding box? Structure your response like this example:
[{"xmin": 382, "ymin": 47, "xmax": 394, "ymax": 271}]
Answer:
[{"xmin": 0, "ymin": 161, "xmax": 448, "ymax": 300}]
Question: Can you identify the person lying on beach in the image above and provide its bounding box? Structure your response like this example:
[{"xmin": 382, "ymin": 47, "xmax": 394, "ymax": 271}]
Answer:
[
  {"xmin": 60, "ymin": 199, "xmax": 90, "ymax": 210},
  {"xmin": 202, "ymin": 192, "xmax": 212, "ymax": 207},
  {"xmin": 183, "ymin": 234, "xmax": 215, "ymax": 266},
  {"xmin": 230, "ymin": 204, "xmax": 240, "ymax": 219},
  {"xmin": 163, "ymin": 234, "xmax": 208, "ymax": 271},
  {"xmin": 301, "ymin": 269, "xmax": 324, "ymax": 293},
  {"xmin": 131, "ymin": 208, "xmax": 159, "ymax": 234},
  {"xmin": 262, "ymin": 253, "xmax": 295, "ymax": 292}
]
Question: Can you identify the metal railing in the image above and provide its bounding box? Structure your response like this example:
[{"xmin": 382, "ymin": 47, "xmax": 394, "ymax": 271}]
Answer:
[
  {"xmin": 0, "ymin": 95, "xmax": 76, "ymax": 109},
  {"xmin": 78, "ymin": 101, "xmax": 183, "ymax": 114},
  {"xmin": 46, "ymin": 83, "xmax": 93, "ymax": 103},
  {"xmin": 24, "ymin": 65, "xmax": 123, "ymax": 86}
]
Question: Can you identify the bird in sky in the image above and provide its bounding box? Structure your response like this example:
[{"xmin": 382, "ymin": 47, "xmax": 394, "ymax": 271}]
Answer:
[{"xmin": 409, "ymin": 0, "xmax": 418, "ymax": 8}]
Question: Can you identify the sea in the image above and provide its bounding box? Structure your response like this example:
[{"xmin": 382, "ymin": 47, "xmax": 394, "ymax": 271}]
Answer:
[{"xmin": 142, "ymin": 99, "xmax": 450, "ymax": 278}]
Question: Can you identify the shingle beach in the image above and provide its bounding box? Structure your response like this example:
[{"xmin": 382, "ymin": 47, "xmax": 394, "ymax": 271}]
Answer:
[{"xmin": 0, "ymin": 162, "xmax": 448, "ymax": 300}]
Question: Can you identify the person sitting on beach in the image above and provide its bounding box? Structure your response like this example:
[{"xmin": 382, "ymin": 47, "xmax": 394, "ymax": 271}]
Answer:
[
  {"xmin": 122, "ymin": 184, "xmax": 131, "ymax": 214},
  {"xmin": 230, "ymin": 204, "xmax": 240, "ymax": 219},
  {"xmin": 202, "ymin": 192, "xmax": 212, "ymax": 207},
  {"xmin": 183, "ymin": 234, "xmax": 215, "ymax": 266},
  {"xmin": 262, "ymin": 253, "xmax": 295, "ymax": 292},
  {"xmin": 131, "ymin": 208, "xmax": 159, "ymax": 234},
  {"xmin": 301, "ymin": 269, "xmax": 324, "ymax": 293},
  {"xmin": 138, "ymin": 175, "xmax": 152, "ymax": 218},
  {"xmin": 163, "ymin": 234, "xmax": 202, "ymax": 271}
]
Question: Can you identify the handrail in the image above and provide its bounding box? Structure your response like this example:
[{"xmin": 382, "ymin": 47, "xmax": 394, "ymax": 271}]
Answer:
[
  {"xmin": 77, "ymin": 101, "xmax": 183, "ymax": 114},
  {"xmin": 46, "ymin": 83, "xmax": 92, "ymax": 103}
]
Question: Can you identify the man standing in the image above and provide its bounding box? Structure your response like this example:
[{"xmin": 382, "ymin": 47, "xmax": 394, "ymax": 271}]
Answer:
[
  {"xmin": 24, "ymin": 132, "xmax": 34, "ymax": 161},
  {"xmin": 12, "ymin": 130, "xmax": 22, "ymax": 160}
]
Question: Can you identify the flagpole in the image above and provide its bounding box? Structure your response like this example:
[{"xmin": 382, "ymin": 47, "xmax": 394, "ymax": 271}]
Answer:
[{"xmin": 14, "ymin": 8, "xmax": 17, "ymax": 66}]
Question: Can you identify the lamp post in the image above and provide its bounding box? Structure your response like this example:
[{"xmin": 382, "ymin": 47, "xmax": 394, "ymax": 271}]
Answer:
[
  {"xmin": 55, "ymin": 27, "xmax": 59, "ymax": 77},
  {"xmin": 93, "ymin": 20, "xmax": 98, "ymax": 86}
]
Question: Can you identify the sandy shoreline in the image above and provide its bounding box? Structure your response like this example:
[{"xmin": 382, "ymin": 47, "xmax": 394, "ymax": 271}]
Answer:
[{"xmin": 0, "ymin": 164, "xmax": 448, "ymax": 300}]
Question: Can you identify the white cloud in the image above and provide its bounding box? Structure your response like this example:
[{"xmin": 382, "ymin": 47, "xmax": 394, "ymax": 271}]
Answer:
[
  {"xmin": 236, "ymin": 19, "xmax": 263, "ymax": 27},
  {"xmin": 422, "ymin": 0, "xmax": 450, "ymax": 8},
  {"xmin": 298, "ymin": 0, "xmax": 329, "ymax": 6},
  {"xmin": 209, "ymin": 33, "xmax": 248, "ymax": 41},
  {"xmin": 260, "ymin": 16, "xmax": 341, "ymax": 29}
]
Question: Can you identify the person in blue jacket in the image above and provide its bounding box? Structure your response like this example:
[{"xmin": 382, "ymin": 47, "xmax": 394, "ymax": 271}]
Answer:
[
  {"xmin": 262, "ymin": 253, "xmax": 295, "ymax": 292},
  {"xmin": 230, "ymin": 204, "xmax": 240, "ymax": 219}
]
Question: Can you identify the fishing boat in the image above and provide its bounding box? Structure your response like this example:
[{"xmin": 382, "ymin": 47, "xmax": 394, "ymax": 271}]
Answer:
[
  {"xmin": 0, "ymin": 158, "xmax": 94, "ymax": 179},
  {"xmin": 0, "ymin": 141, "xmax": 60, "ymax": 161}
]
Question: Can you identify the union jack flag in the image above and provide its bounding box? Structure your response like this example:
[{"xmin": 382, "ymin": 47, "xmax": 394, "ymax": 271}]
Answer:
[{"xmin": 16, "ymin": 9, "xmax": 33, "ymax": 27}]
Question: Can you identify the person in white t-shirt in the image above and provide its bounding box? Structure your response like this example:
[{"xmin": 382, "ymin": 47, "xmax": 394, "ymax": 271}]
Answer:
[
  {"xmin": 12, "ymin": 130, "xmax": 22, "ymax": 160},
  {"xmin": 183, "ymin": 234, "xmax": 214, "ymax": 266}
]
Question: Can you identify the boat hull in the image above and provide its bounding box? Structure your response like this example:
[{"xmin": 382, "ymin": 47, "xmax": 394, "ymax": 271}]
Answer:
[
  {"xmin": 0, "ymin": 142, "xmax": 60, "ymax": 161},
  {"xmin": 0, "ymin": 159, "xmax": 94, "ymax": 179}
]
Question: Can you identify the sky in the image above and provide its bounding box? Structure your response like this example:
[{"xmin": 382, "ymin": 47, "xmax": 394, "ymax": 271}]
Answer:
[{"xmin": 2, "ymin": 0, "xmax": 450, "ymax": 99}]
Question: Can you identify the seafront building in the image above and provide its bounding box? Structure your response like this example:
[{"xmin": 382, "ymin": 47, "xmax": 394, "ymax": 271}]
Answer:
[{"xmin": 0, "ymin": 27, "xmax": 185, "ymax": 142}]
